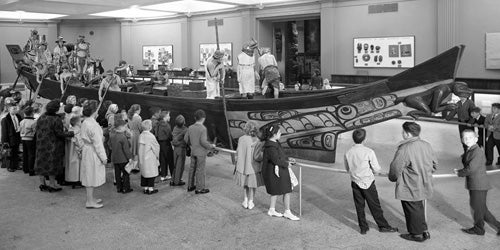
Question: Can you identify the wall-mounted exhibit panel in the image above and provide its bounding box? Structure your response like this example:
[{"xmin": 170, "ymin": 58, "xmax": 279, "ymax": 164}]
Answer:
[{"xmin": 353, "ymin": 36, "xmax": 415, "ymax": 68}]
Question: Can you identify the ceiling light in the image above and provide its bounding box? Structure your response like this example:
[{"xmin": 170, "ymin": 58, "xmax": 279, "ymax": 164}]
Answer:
[
  {"xmin": 216, "ymin": 0, "xmax": 294, "ymax": 5},
  {"xmin": 90, "ymin": 8, "xmax": 175, "ymax": 19},
  {"xmin": 0, "ymin": 10, "xmax": 66, "ymax": 20},
  {"xmin": 142, "ymin": 0, "xmax": 236, "ymax": 14}
]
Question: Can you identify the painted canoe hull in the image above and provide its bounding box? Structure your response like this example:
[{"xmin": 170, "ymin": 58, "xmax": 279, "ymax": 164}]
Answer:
[{"xmin": 9, "ymin": 44, "xmax": 464, "ymax": 163}]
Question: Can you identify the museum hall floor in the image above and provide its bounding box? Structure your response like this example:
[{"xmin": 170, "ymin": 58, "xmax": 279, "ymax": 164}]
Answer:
[{"xmin": 1, "ymin": 119, "xmax": 499, "ymax": 249}]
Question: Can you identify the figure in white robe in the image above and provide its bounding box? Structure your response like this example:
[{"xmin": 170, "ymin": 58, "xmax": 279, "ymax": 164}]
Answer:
[
  {"xmin": 237, "ymin": 52, "xmax": 256, "ymax": 97},
  {"xmin": 204, "ymin": 50, "xmax": 226, "ymax": 99},
  {"xmin": 138, "ymin": 130, "xmax": 160, "ymax": 178}
]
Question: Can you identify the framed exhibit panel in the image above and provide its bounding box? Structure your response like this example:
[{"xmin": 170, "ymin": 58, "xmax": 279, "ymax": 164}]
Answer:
[
  {"xmin": 485, "ymin": 33, "xmax": 500, "ymax": 69},
  {"xmin": 353, "ymin": 36, "xmax": 415, "ymax": 68},
  {"xmin": 142, "ymin": 45, "xmax": 173, "ymax": 68},
  {"xmin": 200, "ymin": 43, "xmax": 232, "ymax": 66}
]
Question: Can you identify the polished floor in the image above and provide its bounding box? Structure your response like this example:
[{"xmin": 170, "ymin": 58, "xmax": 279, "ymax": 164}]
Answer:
[{"xmin": 1, "ymin": 119, "xmax": 499, "ymax": 249}]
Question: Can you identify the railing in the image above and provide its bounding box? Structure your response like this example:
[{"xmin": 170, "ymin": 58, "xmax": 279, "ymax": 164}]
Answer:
[{"xmin": 213, "ymin": 117, "xmax": 500, "ymax": 217}]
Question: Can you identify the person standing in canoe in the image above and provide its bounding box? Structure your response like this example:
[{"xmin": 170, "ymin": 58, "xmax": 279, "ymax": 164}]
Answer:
[{"xmin": 204, "ymin": 50, "xmax": 225, "ymax": 99}]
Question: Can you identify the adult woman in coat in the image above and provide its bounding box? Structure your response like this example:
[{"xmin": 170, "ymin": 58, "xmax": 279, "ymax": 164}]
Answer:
[
  {"xmin": 80, "ymin": 100, "xmax": 108, "ymax": 208},
  {"xmin": 34, "ymin": 99, "xmax": 74, "ymax": 192},
  {"xmin": 261, "ymin": 124, "xmax": 299, "ymax": 221}
]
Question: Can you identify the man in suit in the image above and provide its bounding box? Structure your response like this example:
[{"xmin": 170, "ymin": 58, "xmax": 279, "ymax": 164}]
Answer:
[
  {"xmin": 470, "ymin": 107, "xmax": 485, "ymax": 148},
  {"xmin": 456, "ymin": 130, "xmax": 500, "ymax": 236},
  {"xmin": 447, "ymin": 92, "xmax": 475, "ymax": 152},
  {"xmin": 184, "ymin": 109, "xmax": 215, "ymax": 194},
  {"xmin": 484, "ymin": 103, "xmax": 500, "ymax": 165},
  {"xmin": 1, "ymin": 98, "xmax": 22, "ymax": 172},
  {"xmin": 389, "ymin": 122, "xmax": 437, "ymax": 242}
]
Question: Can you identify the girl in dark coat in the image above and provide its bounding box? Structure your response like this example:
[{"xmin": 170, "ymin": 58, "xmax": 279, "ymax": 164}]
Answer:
[
  {"xmin": 261, "ymin": 124, "xmax": 299, "ymax": 221},
  {"xmin": 35, "ymin": 99, "xmax": 74, "ymax": 192}
]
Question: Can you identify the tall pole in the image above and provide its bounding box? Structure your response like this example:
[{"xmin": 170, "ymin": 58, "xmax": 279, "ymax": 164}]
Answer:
[{"xmin": 214, "ymin": 18, "xmax": 235, "ymax": 156}]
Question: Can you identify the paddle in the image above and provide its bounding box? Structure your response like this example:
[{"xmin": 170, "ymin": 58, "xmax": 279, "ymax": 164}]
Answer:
[{"xmin": 214, "ymin": 18, "xmax": 235, "ymax": 163}]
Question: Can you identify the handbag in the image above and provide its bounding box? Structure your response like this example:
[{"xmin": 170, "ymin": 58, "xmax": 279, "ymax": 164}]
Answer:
[{"xmin": 289, "ymin": 167, "xmax": 298, "ymax": 188}]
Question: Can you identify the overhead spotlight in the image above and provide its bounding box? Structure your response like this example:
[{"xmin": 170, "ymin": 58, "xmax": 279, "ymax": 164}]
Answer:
[
  {"xmin": 186, "ymin": 11, "xmax": 192, "ymax": 17},
  {"xmin": 257, "ymin": 2, "xmax": 264, "ymax": 9},
  {"xmin": 16, "ymin": 10, "xmax": 24, "ymax": 23}
]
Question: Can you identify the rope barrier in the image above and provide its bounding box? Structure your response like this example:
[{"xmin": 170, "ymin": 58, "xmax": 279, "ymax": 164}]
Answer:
[{"xmin": 214, "ymin": 147, "xmax": 500, "ymax": 178}]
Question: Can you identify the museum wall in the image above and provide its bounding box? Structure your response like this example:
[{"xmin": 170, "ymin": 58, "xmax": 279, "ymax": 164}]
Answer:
[
  {"xmin": 58, "ymin": 20, "xmax": 121, "ymax": 72},
  {"xmin": 0, "ymin": 22, "xmax": 49, "ymax": 83},
  {"xmin": 329, "ymin": 0, "xmax": 438, "ymax": 77},
  {"xmin": 456, "ymin": 0, "xmax": 500, "ymax": 79},
  {"xmin": 120, "ymin": 20, "xmax": 183, "ymax": 69}
]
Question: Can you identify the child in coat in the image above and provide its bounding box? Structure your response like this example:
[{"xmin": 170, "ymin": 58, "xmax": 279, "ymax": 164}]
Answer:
[
  {"xmin": 139, "ymin": 119, "xmax": 160, "ymax": 195},
  {"xmin": 19, "ymin": 107, "xmax": 36, "ymax": 175},
  {"xmin": 171, "ymin": 115, "xmax": 188, "ymax": 186},
  {"xmin": 65, "ymin": 115, "xmax": 84, "ymax": 188},
  {"xmin": 152, "ymin": 110, "xmax": 174, "ymax": 182},
  {"xmin": 108, "ymin": 116, "xmax": 134, "ymax": 193}
]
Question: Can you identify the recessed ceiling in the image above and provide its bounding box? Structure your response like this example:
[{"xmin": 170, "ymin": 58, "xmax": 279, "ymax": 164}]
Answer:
[{"xmin": 0, "ymin": 0, "xmax": 309, "ymax": 20}]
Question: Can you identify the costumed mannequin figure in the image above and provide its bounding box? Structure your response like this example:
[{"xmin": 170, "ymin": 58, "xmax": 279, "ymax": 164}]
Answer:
[
  {"xmin": 114, "ymin": 60, "xmax": 132, "ymax": 81},
  {"xmin": 204, "ymin": 50, "xmax": 226, "ymax": 99},
  {"xmin": 53, "ymin": 36, "xmax": 68, "ymax": 72},
  {"xmin": 237, "ymin": 40, "xmax": 259, "ymax": 99},
  {"xmin": 258, "ymin": 47, "xmax": 279, "ymax": 94},
  {"xmin": 24, "ymin": 30, "xmax": 40, "ymax": 63},
  {"xmin": 75, "ymin": 35, "xmax": 90, "ymax": 76},
  {"xmin": 263, "ymin": 65, "xmax": 282, "ymax": 99},
  {"xmin": 99, "ymin": 70, "xmax": 123, "ymax": 101},
  {"xmin": 35, "ymin": 38, "xmax": 52, "ymax": 65}
]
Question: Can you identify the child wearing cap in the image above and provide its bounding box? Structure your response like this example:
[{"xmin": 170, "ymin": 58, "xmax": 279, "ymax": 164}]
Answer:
[
  {"xmin": 108, "ymin": 115, "xmax": 134, "ymax": 194},
  {"xmin": 65, "ymin": 115, "xmax": 84, "ymax": 188},
  {"xmin": 152, "ymin": 110, "xmax": 174, "ymax": 182}
]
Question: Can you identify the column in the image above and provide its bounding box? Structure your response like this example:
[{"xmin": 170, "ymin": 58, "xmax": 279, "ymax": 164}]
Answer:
[
  {"xmin": 437, "ymin": 0, "xmax": 459, "ymax": 53},
  {"xmin": 180, "ymin": 17, "xmax": 191, "ymax": 68},
  {"xmin": 320, "ymin": 0, "xmax": 335, "ymax": 79}
]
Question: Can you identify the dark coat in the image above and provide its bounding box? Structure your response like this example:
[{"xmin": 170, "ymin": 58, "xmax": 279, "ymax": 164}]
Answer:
[
  {"xmin": 108, "ymin": 129, "xmax": 133, "ymax": 164},
  {"xmin": 153, "ymin": 120, "xmax": 172, "ymax": 143},
  {"xmin": 34, "ymin": 113, "xmax": 73, "ymax": 176},
  {"xmin": 171, "ymin": 126, "xmax": 187, "ymax": 148},
  {"xmin": 262, "ymin": 140, "xmax": 291, "ymax": 195},
  {"xmin": 458, "ymin": 144, "xmax": 491, "ymax": 190},
  {"xmin": 1, "ymin": 113, "xmax": 22, "ymax": 146}
]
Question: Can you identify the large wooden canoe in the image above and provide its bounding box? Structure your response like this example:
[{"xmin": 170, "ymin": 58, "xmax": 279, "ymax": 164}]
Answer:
[{"xmin": 7, "ymin": 44, "xmax": 464, "ymax": 163}]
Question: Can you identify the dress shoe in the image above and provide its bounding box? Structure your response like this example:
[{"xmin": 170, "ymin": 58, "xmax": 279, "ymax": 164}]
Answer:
[
  {"xmin": 242, "ymin": 200, "xmax": 248, "ymax": 209},
  {"xmin": 461, "ymin": 227, "xmax": 485, "ymax": 235},
  {"xmin": 267, "ymin": 209, "xmax": 283, "ymax": 217},
  {"xmin": 147, "ymin": 189, "xmax": 158, "ymax": 195},
  {"xmin": 187, "ymin": 186, "xmax": 196, "ymax": 192},
  {"xmin": 497, "ymin": 230, "xmax": 500, "ymax": 236},
  {"xmin": 423, "ymin": 231, "xmax": 431, "ymax": 240},
  {"xmin": 247, "ymin": 200, "xmax": 255, "ymax": 210},
  {"xmin": 117, "ymin": 189, "xmax": 123, "ymax": 193},
  {"xmin": 360, "ymin": 228, "xmax": 369, "ymax": 235},
  {"xmin": 47, "ymin": 186, "xmax": 62, "ymax": 193},
  {"xmin": 29, "ymin": 172, "xmax": 35, "ymax": 176},
  {"xmin": 86, "ymin": 203, "xmax": 103, "ymax": 209},
  {"xmin": 283, "ymin": 210, "xmax": 300, "ymax": 221},
  {"xmin": 176, "ymin": 181, "xmax": 186, "ymax": 186},
  {"xmin": 486, "ymin": 161, "xmax": 492, "ymax": 166},
  {"xmin": 39, "ymin": 185, "xmax": 49, "ymax": 192},
  {"xmin": 400, "ymin": 233, "xmax": 426, "ymax": 242},
  {"xmin": 7, "ymin": 168, "xmax": 15, "ymax": 172},
  {"xmin": 379, "ymin": 226, "xmax": 398, "ymax": 233},
  {"xmin": 195, "ymin": 189, "xmax": 210, "ymax": 194},
  {"xmin": 122, "ymin": 189, "xmax": 133, "ymax": 194}
]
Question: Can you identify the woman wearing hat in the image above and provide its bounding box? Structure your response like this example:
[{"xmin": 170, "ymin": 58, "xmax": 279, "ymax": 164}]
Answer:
[
  {"xmin": 204, "ymin": 50, "xmax": 226, "ymax": 99},
  {"xmin": 80, "ymin": 100, "xmax": 107, "ymax": 208},
  {"xmin": 34, "ymin": 99, "xmax": 74, "ymax": 192}
]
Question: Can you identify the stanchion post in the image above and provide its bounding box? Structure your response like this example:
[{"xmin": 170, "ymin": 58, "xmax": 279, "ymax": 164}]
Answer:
[{"xmin": 299, "ymin": 166, "xmax": 302, "ymax": 217}]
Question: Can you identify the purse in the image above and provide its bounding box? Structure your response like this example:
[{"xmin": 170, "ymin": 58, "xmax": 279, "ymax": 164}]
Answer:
[
  {"xmin": 124, "ymin": 159, "xmax": 138, "ymax": 174},
  {"xmin": 289, "ymin": 168, "xmax": 298, "ymax": 188}
]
